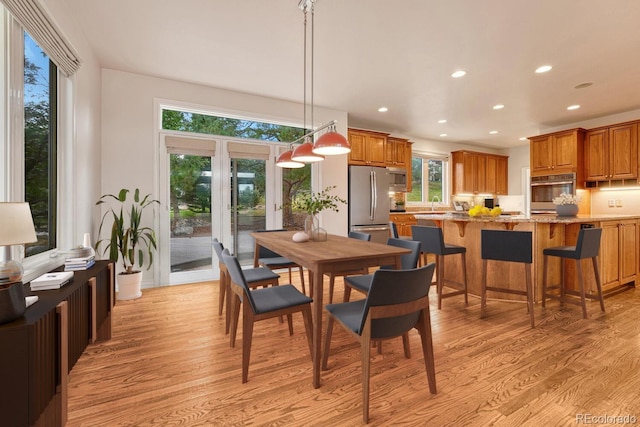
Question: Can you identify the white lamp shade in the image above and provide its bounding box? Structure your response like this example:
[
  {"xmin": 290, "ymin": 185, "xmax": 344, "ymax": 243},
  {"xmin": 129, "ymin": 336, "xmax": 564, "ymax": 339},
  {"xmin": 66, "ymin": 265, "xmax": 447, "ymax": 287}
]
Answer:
[{"xmin": 0, "ymin": 203, "xmax": 38, "ymax": 246}]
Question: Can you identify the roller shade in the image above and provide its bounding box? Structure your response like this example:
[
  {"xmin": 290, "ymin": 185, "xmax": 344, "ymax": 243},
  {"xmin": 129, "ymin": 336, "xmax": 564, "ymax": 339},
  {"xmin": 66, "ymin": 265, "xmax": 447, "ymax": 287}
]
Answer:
[
  {"xmin": 2, "ymin": 0, "xmax": 82, "ymax": 76},
  {"xmin": 165, "ymin": 135, "xmax": 217, "ymax": 156},
  {"xmin": 227, "ymin": 141, "xmax": 270, "ymax": 160}
]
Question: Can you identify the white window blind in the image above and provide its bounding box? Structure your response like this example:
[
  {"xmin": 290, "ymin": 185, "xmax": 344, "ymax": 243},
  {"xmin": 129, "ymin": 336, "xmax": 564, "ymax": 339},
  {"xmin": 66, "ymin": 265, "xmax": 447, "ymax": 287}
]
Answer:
[
  {"xmin": 165, "ymin": 135, "xmax": 217, "ymax": 156},
  {"xmin": 227, "ymin": 141, "xmax": 270, "ymax": 160},
  {"xmin": 1, "ymin": 0, "xmax": 81, "ymax": 76}
]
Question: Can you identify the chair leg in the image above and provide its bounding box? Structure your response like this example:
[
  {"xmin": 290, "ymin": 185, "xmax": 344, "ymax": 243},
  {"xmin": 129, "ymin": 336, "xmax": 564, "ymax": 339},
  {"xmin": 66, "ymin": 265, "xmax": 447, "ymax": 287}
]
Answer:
[
  {"xmin": 417, "ymin": 309, "xmax": 437, "ymax": 394},
  {"xmin": 229, "ymin": 293, "xmax": 241, "ymax": 348},
  {"xmin": 302, "ymin": 306, "xmax": 314, "ymax": 358},
  {"xmin": 402, "ymin": 333, "xmax": 411, "ymax": 358},
  {"xmin": 218, "ymin": 270, "xmax": 226, "ymax": 315},
  {"xmin": 542, "ymin": 255, "xmax": 548, "ymax": 308},
  {"xmin": 480, "ymin": 259, "xmax": 488, "ymax": 318},
  {"xmin": 225, "ymin": 273, "xmax": 232, "ymax": 334},
  {"xmin": 592, "ymin": 256, "xmax": 605, "ymax": 312},
  {"xmin": 328, "ymin": 274, "xmax": 336, "ymax": 304},
  {"xmin": 242, "ymin": 306, "xmax": 254, "ymax": 383},
  {"xmin": 461, "ymin": 252, "xmax": 468, "ymax": 306},
  {"xmin": 560, "ymin": 260, "xmax": 566, "ymax": 302},
  {"xmin": 298, "ymin": 267, "xmax": 306, "ymax": 295},
  {"xmin": 525, "ymin": 264, "xmax": 535, "ymax": 328},
  {"xmin": 322, "ymin": 316, "xmax": 335, "ymax": 370},
  {"xmin": 436, "ymin": 255, "xmax": 443, "ymax": 310},
  {"xmin": 576, "ymin": 261, "xmax": 588, "ymax": 319},
  {"xmin": 286, "ymin": 314, "xmax": 294, "ymax": 335},
  {"xmin": 343, "ymin": 285, "xmax": 352, "ymax": 302},
  {"xmin": 361, "ymin": 326, "xmax": 372, "ymax": 424}
]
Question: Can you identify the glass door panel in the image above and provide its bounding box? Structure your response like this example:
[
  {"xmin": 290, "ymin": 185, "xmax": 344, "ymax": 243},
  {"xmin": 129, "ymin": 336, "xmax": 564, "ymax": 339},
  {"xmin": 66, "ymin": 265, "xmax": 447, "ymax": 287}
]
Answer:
[{"xmin": 169, "ymin": 154, "xmax": 213, "ymax": 275}]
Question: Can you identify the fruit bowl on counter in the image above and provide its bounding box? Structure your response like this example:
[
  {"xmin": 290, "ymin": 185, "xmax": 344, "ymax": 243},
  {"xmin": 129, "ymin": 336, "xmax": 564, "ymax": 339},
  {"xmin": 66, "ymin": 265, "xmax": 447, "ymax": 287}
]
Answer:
[{"xmin": 468, "ymin": 205, "xmax": 502, "ymax": 218}]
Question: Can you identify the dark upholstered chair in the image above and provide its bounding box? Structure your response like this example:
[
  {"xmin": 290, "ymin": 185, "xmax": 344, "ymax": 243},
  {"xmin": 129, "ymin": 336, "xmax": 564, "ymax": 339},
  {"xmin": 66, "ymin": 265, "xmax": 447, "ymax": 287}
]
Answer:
[
  {"xmin": 326, "ymin": 231, "xmax": 371, "ymax": 303},
  {"xmin": 322, "ymin": 264, "xmax": 437, "ymax": 423},
  {"xmin": 480, "ymin": 229, "xmax": 535, "ymax": 328},
  {"xmin": 343, "ymin": 237, "xmax": 421, "ymax": 302},
  {"xmin": 411, "ymin": 225, "xmax": 468, "ymax": 309},
  {"xmin": 253, "ymin": 229, "xmax": 307, "ymax": 295},
  {"xmin": 389, "ymin": 221, "xmax": 400, "ymax": 238},
  {"xmin": 542, "ymin": 227, "xmax": 605, "ymax": 319},
  {"xmin": 222, "ymin": 249, "xmax": 313, "ymax": 383},
  {"xmin": 213, "ymin": 238, "xmax": 279, "ymax": 334}
]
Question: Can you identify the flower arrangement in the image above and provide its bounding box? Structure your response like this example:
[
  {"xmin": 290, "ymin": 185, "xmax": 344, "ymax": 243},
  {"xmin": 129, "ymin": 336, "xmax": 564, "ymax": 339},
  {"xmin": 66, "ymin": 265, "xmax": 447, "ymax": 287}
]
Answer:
[
  {"xmin": 552, "ymin": 193, "xmax": 580, "ymax": 205},
  {"xmin": 293, "ymin": 186, "xmax": 346, "ymax": 215}
]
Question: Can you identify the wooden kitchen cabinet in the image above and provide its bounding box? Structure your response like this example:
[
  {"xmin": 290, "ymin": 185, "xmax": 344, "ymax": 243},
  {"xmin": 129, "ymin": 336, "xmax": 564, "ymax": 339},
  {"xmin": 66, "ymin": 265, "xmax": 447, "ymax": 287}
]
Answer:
[
  {"xmin": 385, "ymin": 136, "xmax": 408, "ymax": 168},
  {"xmin": 347, "ymin": 128, "xmax": 388, "ymax": 167},
  {"xmin": 451, "ymin": 150, "xmax": 508, "ymax": 195},
  {"xmin": 529, "ymin": 128, "xmax": 585, "ymax": 178},
  {"xmin": 596, "ymin": 220, "xmax": 637, "ymax": 293},
  {"xmin": 585, "ymin": 122, "xmax": 638, "ymax": 181},
  {"xmin": 389, "ymin": 213, "xmax": 417, "ymax": 237}
]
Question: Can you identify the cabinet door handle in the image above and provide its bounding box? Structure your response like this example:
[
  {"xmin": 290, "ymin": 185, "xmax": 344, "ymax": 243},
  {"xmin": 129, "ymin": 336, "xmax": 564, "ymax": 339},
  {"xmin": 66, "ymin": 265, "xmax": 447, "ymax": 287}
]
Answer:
[{"xmin": 56, "ymin": 301, "xmax": 69, "ymax": 426}]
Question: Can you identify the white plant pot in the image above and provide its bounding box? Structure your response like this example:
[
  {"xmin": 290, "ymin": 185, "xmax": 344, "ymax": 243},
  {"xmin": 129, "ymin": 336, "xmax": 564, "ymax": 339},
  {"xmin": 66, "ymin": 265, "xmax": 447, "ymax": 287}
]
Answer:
[{"xmin": 117, "ymin": 271, "xmax": 143, "ymax": 300}]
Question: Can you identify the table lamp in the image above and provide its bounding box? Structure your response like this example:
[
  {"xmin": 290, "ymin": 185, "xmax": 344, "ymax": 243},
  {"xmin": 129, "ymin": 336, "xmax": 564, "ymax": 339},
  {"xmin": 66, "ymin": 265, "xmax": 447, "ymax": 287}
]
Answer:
[{"xmin": 0, "ymin": 202, "xmax": 38, "ymax": 324}]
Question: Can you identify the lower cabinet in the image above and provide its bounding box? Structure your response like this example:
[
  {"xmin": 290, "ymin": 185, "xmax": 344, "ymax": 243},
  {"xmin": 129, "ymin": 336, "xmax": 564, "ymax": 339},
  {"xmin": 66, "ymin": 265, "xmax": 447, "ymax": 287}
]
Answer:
[
  {"xmin": 390, "ymin": 213, "xmax": 417, "ymax": 237},
  {"xmin": 600, "ymin": 220, "xmax": 638, "ymax": 292},
  {"xmin": 0, "ymin": 261, "xmax": 114, "ymax": 427}
]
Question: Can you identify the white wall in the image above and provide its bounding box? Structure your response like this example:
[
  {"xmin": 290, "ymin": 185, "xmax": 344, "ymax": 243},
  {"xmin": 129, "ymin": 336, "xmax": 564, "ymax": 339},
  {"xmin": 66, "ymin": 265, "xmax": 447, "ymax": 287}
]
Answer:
[{"xmin": 101, "ymin": 69, "xmax": 348, "ymax": 286}]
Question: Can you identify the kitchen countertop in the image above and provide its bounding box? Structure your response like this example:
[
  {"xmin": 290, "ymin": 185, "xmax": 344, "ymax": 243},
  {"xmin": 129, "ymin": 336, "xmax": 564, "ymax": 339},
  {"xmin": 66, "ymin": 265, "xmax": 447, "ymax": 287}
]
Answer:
[{"xmin": 414, "ymin": 213, "xmax": 640, "ymax": 223}]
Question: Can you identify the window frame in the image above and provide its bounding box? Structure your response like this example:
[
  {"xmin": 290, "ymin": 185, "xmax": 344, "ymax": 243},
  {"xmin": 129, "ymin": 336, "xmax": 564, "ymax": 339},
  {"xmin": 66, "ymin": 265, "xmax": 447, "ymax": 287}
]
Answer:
[{"xmin": 407, "ymin": 152, "xmax": 449, "ymax": 207}]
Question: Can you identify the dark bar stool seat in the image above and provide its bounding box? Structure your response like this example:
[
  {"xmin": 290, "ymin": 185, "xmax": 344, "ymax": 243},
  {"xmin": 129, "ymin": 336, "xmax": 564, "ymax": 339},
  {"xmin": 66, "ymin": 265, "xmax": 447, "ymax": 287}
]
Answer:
[
  {"xmin": 542, "ymin": 227, "xmax": 605, "ymax": 319},
  {"xmin": 480, "ymin": 229, "xmax": 535, "ymax": 328},
  {"xmin": 411, "ymin": 225, "xmax": 468, "ymax": 309}
]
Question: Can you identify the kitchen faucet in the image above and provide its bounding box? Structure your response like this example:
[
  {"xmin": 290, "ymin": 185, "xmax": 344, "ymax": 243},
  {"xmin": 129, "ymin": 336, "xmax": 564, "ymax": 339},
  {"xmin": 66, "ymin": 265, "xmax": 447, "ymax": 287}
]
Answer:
[{"xmin": 431, "ymin": 195, "xmax": 440, "ymax": 211}]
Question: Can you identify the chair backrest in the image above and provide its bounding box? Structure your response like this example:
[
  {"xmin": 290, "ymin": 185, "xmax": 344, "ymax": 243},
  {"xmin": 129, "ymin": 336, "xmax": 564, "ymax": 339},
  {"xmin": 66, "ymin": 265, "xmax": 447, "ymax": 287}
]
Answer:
[
  {"xmin": 389, "ymin": 221, "xmax": 399, "ymax": 238},
  {"xmin": 574, "ymin": 227, "xmax": 603, "ymax": 259},
  {"xmin": 481, "ymin": 229, "xmax": 532, "ymax": 264},
  {"xmin": 254, "ymin": 229, "xmax": 287, "ymax": 259},
  {"xmin": 221, "ymin": 249, "xmax": 257, "ymax": 313},
  {"xmin": 212, "ymin": 238, "xmax": 224, "ymax": 264},
  {"xmin": 360, "ymin": 263, "xmax": 436, "ymax": 339},
  {"xmin": 411, "ymin": 225, "xmax": 445, "ymax": 255},
  {"xmin": 348, "ymin": 231, "xmax": 372, "ymax": 241},
  {"xmin": 384, "ymin": 237, "xmax": 421, "ymax": 270}
]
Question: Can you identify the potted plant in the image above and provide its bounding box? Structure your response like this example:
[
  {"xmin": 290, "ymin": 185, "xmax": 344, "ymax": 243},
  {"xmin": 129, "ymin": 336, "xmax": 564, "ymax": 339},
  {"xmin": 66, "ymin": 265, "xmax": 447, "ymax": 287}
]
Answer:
[
  {"xmin": 553, "ymin": 192, "xmax": 581, "ymax": 216},
  {"xmin": 293, "ymin": 186, "xmax": 346, "ymax": 240},
  {"xmin": 96, "ymin": 188, "xmax": 159, "ymax": 300}
]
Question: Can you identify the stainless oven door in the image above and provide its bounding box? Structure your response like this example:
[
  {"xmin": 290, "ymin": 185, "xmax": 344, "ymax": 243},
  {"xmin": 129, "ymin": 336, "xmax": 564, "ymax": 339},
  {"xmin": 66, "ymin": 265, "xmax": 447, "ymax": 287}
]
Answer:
[{"xmin": 530, "ymin": 178, "xmax": 575, "ymax": 212}]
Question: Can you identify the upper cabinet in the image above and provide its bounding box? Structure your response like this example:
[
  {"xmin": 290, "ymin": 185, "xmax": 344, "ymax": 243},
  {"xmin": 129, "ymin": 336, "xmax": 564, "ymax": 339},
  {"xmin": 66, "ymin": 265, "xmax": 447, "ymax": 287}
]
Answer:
[
  {"xmin": 451, "ymin": 150, "xmax": 508, "ymax": 195},
  {"xmin": 585, "ymin": 122, "xmax": 638, "ymax": 182},
  {"xmin": 385, "ymin": 137, "xmax": 409, "ymax": 168},
  {"xmin": 529, "ymin": 128, "xmax": 585, "ymax": 178},
  {"xmin": 347, "ymin": 128, "xmax": 388, "ymax": 167}
]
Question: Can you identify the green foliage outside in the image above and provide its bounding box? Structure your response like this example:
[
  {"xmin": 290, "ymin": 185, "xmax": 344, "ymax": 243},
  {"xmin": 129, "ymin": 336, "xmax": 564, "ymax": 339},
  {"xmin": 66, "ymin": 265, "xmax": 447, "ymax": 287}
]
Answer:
[{"xmin": 407, "ymin": 157, "xmax": 443, "ymax": 203}]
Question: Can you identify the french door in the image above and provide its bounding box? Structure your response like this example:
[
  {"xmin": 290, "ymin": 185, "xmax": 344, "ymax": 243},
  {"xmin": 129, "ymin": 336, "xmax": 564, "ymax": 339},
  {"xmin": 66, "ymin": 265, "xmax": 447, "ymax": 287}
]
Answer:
[{"xmin": 159, "ymin": 133, "xmax": 282, "ymax": 286}]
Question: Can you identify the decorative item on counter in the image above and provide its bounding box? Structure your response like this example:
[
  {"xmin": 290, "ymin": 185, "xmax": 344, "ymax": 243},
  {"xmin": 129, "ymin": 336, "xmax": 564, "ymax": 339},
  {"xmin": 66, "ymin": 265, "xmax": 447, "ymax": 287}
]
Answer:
[
  {"xmin": 468, "ymin": 205, "xmax": 502, "ymax": 218},
  {"xmin": 292, "ymin": 186, "xmax": 345, "ymax": 241},
  {"xmin": 553, "ymin": 193, "xmax": 580, "ymax": 217}
]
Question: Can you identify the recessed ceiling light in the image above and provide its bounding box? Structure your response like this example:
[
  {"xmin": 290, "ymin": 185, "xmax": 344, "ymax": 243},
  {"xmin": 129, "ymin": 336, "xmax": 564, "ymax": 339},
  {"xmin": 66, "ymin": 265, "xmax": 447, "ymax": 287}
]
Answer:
[
  {"xmin": 489, "ymin": 130, "xmax": 498, "ymax": 135},
  {"xmin": 575, "ymin": 82, "xmax": 593, "ymax": 89},
  {"xmin": 519, "ymin": 137, "xmax": 527, "ymax": 141},
  {"xmin": 440, "ymin": 133, "xmax": 448, "ymax": 137},
  {"xmin": 378, "ymin": 107, "xmax": 388, "ymax": 112},
  {"xmin": 438, "ymin": 119, "xmax": 447, "ymax": 124},
  {"xmin": 493, "ymin": 104, "xmax": 505, "ymax": 110},
  {"xmin": 535, "ymin": 65, "xmax": 552, "ymax": 73},
  {"xmin": 451, "ymin": 70, "xmax": 466, "ymax": 78},
  {"xmin": 567, "ymin": 104, "xmax": 581, "ymax": 110}
]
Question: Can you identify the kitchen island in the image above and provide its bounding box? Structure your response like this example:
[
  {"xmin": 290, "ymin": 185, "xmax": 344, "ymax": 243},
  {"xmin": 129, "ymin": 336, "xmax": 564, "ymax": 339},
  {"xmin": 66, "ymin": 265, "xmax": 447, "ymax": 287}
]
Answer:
[{"xmin": 413, "ymin": 213, "xmax": 640, "ymax": 302}]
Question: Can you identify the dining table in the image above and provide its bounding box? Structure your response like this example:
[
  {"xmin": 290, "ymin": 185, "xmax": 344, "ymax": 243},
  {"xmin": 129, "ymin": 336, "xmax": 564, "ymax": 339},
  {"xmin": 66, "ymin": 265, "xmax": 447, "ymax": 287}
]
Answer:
[{"xmin": 250, "ymin": 230, "xmax": 410, "ymax": 388}]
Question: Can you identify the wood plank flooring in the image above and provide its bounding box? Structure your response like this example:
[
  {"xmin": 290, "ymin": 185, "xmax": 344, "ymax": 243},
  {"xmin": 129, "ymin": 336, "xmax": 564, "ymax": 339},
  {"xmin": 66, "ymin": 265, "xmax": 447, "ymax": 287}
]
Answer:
[{"xmin": 66, "ymin": 275, "xmax": 640, "ymax": 426}]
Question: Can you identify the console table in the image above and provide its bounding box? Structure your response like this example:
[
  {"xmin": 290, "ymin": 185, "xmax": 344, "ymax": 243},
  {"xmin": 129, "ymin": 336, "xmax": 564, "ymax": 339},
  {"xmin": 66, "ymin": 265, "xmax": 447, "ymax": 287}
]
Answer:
[{"xmin": 0, "ymin": 260, "xmax": 115, "ymax": 427}]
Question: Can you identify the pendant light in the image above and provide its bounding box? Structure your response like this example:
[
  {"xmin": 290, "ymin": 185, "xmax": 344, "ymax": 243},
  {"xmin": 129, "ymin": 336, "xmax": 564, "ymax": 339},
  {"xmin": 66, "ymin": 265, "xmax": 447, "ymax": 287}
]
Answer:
[
  {"xmin": 313, "ymin": 123, "xmax": 351, "ymax": 155},
  {"xmin": 276, "ymin": 147, "xmax": 305, "ymax": 168}
]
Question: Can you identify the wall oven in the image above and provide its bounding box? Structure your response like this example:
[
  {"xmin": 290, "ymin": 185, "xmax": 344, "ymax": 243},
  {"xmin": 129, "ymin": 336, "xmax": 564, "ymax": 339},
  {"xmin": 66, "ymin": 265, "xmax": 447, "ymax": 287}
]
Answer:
[
  {"xmin": 387, "ymin": 167, "xmax": 408, "ymax": 192},
  {"xmin": 530, "ymin": 173, "xmax": 576, "ymax": 213}
]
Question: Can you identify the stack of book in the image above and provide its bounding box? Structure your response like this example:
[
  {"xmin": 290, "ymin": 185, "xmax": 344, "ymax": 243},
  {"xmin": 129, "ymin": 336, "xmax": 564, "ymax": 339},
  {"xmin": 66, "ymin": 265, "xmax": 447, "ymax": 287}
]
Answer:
[
  {"xmin": 65, "ymin": 255, "xmax": 95, "ymax": 271},
  {"xmin": 30, "ymin": 271, "xmax": 74, "ymax": 291}
]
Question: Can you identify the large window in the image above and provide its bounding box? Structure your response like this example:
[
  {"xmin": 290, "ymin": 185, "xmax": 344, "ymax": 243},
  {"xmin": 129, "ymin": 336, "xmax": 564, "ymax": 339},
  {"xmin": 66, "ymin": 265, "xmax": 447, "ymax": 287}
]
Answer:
[
  {"xmin": 407, "ymin": 155, "xmax": 448, "ymax": 205},
  {"xmin": 24, "ymin": 32, "xmax": 57, "ymax": 256}
]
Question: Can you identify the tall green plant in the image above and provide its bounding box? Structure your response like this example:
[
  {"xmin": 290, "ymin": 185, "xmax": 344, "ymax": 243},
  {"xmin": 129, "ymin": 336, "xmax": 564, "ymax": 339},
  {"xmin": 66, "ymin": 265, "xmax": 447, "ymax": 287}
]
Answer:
[
  {"xmin": 293, "ymin": 186, "xmax": 346, "ymax": 215},
  {"xmin": 96, "ymin": 188, "xmax": 159, "ymax": 274}
]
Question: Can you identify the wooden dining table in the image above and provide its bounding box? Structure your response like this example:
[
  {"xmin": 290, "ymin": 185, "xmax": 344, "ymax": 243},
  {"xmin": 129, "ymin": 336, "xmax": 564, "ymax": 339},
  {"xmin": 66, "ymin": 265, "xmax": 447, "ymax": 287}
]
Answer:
[{"xmin": 250, "ymin": 230, "xmax": 410, "ymax": 388}]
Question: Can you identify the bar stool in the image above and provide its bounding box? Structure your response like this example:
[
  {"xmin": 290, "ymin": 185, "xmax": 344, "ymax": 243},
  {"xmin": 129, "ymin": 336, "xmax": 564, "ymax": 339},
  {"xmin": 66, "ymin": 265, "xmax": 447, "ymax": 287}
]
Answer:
[
  {"xmin": 542, "ymin": 227, "xmax": 605, "ymax": 319},
  {"xmin": 480, "ymin": 229, "xmax": 534, "ymax": 328},
  {"xmin": 411, "ymin": 225, "xmax": 468, "ymax": 309}
]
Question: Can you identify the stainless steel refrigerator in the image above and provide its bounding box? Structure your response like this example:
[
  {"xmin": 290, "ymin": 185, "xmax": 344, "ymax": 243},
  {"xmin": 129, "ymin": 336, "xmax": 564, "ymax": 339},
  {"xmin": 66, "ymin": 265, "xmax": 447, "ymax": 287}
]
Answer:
[{"xmin": 348, "ymin": 166, "xmax": 391, "ymax": 243}]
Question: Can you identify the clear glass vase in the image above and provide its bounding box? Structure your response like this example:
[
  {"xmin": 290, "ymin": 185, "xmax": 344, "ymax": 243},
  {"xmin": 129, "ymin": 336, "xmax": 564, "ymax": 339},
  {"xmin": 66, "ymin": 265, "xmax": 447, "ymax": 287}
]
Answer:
[{"xmin": 304, "ymin": 214, "xmax": 318, "ymax": 237}]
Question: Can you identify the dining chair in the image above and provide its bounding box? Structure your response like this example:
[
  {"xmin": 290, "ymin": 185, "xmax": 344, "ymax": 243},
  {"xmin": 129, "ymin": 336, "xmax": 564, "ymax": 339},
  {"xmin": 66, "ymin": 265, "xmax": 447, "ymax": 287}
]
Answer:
[
  {"xmin": 213, "ymin": 238, "xmax": 280, "ymax": 334},
  {"xmin": 326, "ymin": 231, "xmax": 371, "ymax": 303},
  {"xmin": 222, "ymin": 249, "xmax": 313, "ymax": 383},
  {"xmin": 322, "ymin": 264, "xmax": 437, "ymax": 423},
  {"xmin": 542, "ymin": 227, "xmax": 605, "ymax": 319},
  {"xmin": 411, "ymin": 225, "xmax": 468, "ymax": 309},
  {"xmin": 389, "ymin": 221, "xmax": 399, "ymax": 238},
  {"xmin": 343, "ymin": 237, "xmax": 421, "ymax": 302},
  {"xmin": 480, "ymin": 229, "xmax": 535, "ymax": 328},
  {"xmin": 253, "ymin": 229, "xmax": 307, "ymax": 295}
]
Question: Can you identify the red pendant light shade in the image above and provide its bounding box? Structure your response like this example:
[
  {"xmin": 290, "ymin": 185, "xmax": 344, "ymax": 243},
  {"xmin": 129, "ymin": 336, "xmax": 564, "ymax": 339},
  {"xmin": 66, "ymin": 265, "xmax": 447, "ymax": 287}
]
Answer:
[
  {"xmin": 312, "ymin": 124, "xmax": 351, "ymax": 155},
  {"xmin": 276, "ymin": 149, "xmax": 305, "ymax": 168},
  {"xmin": 292, "ymin": 140, "xmax": 325, "ymax": 162}
]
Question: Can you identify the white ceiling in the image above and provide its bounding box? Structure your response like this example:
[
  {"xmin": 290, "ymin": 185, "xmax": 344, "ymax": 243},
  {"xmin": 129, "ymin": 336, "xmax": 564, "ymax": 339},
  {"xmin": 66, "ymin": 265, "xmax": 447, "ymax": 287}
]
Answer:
[{"xmin": 61, "ymin": 0, "xmax": 640, "ymax": 149}]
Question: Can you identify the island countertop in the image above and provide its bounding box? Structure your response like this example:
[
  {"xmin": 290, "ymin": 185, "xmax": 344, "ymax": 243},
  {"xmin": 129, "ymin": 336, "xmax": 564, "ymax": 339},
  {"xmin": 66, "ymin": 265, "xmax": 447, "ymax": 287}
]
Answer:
[{"xmin": 414, "ymin": 212, "xmax": 640, "ymax": 224}]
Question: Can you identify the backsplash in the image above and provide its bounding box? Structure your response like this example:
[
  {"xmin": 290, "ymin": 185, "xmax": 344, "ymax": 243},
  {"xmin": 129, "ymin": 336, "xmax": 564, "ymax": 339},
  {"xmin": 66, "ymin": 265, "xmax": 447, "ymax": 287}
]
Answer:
[{"xmin": 591, "ymin": 189, "xmax": 640, "ymax": 215}]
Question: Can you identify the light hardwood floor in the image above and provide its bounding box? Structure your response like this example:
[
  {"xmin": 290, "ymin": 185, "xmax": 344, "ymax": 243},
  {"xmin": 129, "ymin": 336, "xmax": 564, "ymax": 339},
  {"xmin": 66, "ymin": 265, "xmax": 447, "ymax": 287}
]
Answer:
[{"xmin": 67, "ymin": 275, "xmax": 640, "ymax": 426}]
